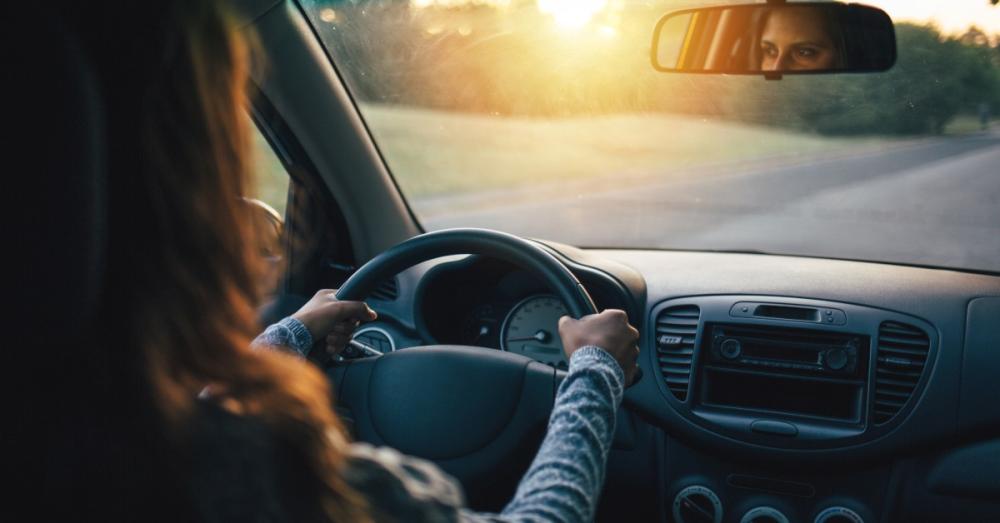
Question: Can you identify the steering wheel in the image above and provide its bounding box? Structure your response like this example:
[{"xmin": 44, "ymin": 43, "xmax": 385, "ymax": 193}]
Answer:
[{"xmin": 330, "ymin": 228, "xmax": 598, "ymax": 509}]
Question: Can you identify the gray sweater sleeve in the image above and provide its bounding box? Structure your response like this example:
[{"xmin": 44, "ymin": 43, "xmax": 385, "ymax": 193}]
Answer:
[
  {"xmin": 251, "ymin": 317, "xmax": 314, "ymax": 357},
  {"xmin": 484, "ymin": 345, "xmax": 624, "ymax": 522}
]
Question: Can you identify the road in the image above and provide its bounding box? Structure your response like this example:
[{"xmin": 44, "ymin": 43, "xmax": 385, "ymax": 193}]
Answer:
[{"xmin": 419, "ymin": 130, "xmax": 1000, "ymax": 272}]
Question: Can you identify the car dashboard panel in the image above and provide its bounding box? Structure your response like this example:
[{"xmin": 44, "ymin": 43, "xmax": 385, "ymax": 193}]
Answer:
[{"xmin": 345, "ymin": 246, "xmax": 1000, "ymax": 522}]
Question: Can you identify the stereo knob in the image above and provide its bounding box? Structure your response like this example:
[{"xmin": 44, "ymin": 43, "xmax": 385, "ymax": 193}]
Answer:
[
  {"xmin": 824, "ymin": 348, "xmax": 848, "ymax": 371},
  {"xmin": 740, "ymin": 506, "xmax": 790, "ymax": 523},
  {"xmin": 672, "ymin": 485, "xmax": 723, "ymax": 523},
  {"xmin": 814, "ymin": 506, "xmax": 864, "ymax": 523},
  {"xmin": 720, "ymin": 338, "xmax": 742, "ymax": 360}
]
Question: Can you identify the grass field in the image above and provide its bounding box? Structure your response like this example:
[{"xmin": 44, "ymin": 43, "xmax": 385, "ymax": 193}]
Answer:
[
  {"xmin": 360, "ymin": 104, "xmax": 894, "ymax": 200},
  {"xmin": 256, "ymin": 105, "xmax": 993, "ymax": 209},
  {"xmin": 944, "ymin": 115, "xmax": 993, "ymax": 135}
]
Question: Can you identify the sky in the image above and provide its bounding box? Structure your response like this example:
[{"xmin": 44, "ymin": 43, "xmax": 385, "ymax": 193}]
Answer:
[{"xmin": 409, "ymin": 0, "xmax": 1000, "ymax": 35}]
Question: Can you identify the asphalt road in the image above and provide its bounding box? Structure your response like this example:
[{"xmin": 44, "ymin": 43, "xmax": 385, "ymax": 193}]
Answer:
[{"xmin": 420, "ymin": 129, "xmax": 1000, "ymax": 272}]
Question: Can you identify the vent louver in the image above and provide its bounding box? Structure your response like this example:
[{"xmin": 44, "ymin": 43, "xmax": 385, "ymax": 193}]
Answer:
[
  {"xmin": 655, "ymin": 305, "xmax": 701, "ymax": 401},
  {"xmin": 370, "ymin": 278, "xmax": 399, "ymax": 301},
  {"xmin": 872, "ymin": 321, "xmax": 929, "ymax": 424}
]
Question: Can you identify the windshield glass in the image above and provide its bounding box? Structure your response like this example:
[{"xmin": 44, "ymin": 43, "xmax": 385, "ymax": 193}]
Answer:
[{"xmin": 301, "ymin": 0, "xmax": 1000, "ymax": 273}]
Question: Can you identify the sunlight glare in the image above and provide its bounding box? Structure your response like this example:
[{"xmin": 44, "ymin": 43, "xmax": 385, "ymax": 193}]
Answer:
[
  {"xmin": 537, "ymin": 0, "xmax": 608, "ymax": 29},
  {"xmin": 411, "ymin": 0, "xmax": 511, "ymax": 8}
]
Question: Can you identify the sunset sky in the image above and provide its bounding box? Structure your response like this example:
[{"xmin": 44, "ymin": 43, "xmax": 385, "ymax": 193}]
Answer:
[{"xmin": 408, "ymin": 0, "xmax": 1000, "ymax": 36}]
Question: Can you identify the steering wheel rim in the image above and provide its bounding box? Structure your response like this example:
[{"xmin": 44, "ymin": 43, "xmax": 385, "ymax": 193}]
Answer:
[{"xmin": 335, "ymin": 228, "xmax": 598, "ymax": 318}]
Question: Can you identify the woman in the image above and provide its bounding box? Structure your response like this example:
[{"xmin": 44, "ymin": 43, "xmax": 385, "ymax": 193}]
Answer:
[
  {"xmin": 758, "ymin": 5, "xmax": 847, "ymax": 72},
  {"xmin": 49, "ymin": 1, "xmax": 640, "ymax": 521}
]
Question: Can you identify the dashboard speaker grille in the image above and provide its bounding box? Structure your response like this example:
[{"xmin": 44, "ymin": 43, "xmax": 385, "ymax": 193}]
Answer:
[
  {"xmin": 872, "ymin": 321, "xmax": 929, "ymax": 424},
  {"xmin": 655, "ymin": 305, "xmax": 700, "ymax": 401}
]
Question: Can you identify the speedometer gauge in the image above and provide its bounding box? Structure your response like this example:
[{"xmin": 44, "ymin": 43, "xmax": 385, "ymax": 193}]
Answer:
[{"xmin": 501, "ymin": 295, "xmax": 569, "ymax": 368}]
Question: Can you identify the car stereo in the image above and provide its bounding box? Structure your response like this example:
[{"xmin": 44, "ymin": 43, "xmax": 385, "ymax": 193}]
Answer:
[
  {"xmin": 707, "ymin": 324, "xmax": 862, "ymax": 377},
  {"xmin": 698, "ymin": 323, "xmax": 870, "ymax": 423}
]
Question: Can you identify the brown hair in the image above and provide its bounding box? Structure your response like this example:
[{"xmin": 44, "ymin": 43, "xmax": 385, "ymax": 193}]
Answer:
[{"xmin": 73, "ymin": 0, "xmax": 368, "ymax": 520}]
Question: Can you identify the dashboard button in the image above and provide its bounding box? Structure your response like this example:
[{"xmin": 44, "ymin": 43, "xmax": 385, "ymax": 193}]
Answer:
[
  {"xmin": 740, "ymin": 506, "xmax": 789, "ymax": 523},
  {"xmin": 824, "ymin": 348, "xmax": 849, "ymax": 371},
  {"xmin": 720, "ymin": 338, "xmax": 742, "ymax": 359},
  {"xmin": 673, "ymin": 485, "xmax": 723, "ymax": 523},
  {"xmin": 814, "ymin": 506, "xmax": 864, "ymax": 523}
]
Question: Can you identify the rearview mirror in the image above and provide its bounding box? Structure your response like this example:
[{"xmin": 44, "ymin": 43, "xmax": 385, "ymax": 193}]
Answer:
[{"xmin": 651, "ymin": 2, "xmax": 896, "ymax": 76}]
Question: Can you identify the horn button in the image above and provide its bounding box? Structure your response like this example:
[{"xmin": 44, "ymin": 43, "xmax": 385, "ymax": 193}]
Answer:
[{"xmin": 367, "ymin": 347, "xmax": 535, "ymax": 460}]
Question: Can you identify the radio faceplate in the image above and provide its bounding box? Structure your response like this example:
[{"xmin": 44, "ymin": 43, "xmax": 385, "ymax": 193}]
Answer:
[
  {"xmin": 707, "ymin": 324, "xmax": 864, "ymax": 378},
  {"xmin": 698, "ymin": 322, "xmax": 870, "ymax": 423}
]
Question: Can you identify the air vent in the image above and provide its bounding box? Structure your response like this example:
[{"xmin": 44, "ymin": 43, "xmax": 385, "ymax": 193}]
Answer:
[
  {"xmin": 655, "ymin": 305, "xmax": 701, "ymax": 401},
  {"xmin": 370, "ymin": 278, "xmax": 399, "ymax": 301},
  {"xmin": 872, "ymin": 321, "xmax": 930, "ymax": 424}
]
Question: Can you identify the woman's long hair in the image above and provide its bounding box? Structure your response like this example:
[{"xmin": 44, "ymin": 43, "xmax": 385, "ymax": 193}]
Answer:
[{"xmin": 65, "ymin": 1, "xmax": 368, "ymax": 520}]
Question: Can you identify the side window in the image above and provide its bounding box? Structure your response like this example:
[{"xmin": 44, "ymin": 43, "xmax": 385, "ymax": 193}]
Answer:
[
  {"xmin": 251, "ymin": 123, "xmax": 290, "ymax": 217},
  {"xmin": 248, "ymin": 122, "xmax": 291, "ymax": 297}
]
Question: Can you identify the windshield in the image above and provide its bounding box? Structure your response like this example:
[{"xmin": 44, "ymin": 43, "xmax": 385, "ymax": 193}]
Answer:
[{"xmin": 301, "ymin": 0, "xmax": 1000, "ymax": 273}]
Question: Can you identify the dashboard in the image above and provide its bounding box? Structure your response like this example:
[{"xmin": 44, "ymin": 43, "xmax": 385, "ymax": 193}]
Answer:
[{"xmin": 342, "ymin": 243, "xmax": 1000, "ymax": 523}]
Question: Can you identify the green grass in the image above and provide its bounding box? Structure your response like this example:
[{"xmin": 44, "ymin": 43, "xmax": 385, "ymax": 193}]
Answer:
[
  {"xmin": 944, "ymin": 115, "xmax": 991, "ymax": 135},
  {"xmin": 361, "ymin": 104, "xmax": 891, "ymax": 199}
]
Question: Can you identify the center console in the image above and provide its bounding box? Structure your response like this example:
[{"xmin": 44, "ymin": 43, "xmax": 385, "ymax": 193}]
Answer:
[
  {"xmin": 651, "ymin": 295, "xmax": 934, "ymax": 449},
  {"xmin": 648, "ymin": 295, "xmax": 937, "ymax": 522}
]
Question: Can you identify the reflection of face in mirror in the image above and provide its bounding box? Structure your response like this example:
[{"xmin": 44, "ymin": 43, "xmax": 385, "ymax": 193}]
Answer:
[{"xmin": 760, "ymin": 7, "xmax": 843, "ymax": 71}]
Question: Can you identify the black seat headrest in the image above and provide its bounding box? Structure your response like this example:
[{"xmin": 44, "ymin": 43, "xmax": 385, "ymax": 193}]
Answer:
[{"xmin": 5, "ymin": 8, "xmax": 106, "ymax": 346}]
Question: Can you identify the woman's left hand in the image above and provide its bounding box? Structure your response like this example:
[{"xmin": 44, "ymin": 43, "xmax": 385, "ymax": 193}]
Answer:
[{"xmin": 291, "ymin": 289, "xmax": 377, "ymax": 358}]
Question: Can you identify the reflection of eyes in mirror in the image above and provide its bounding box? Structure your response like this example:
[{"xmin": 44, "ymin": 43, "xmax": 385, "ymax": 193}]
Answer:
[{"xmin": 759, "ymin": 6, "xmax": 842, "ymax": 71}]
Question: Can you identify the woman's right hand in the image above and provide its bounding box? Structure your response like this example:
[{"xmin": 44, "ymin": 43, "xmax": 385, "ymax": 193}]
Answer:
[
  {"xmin": 290, "ymin": 289, "xmax": 377, "ymax": 358},
  {"xmin": 558, "ymin": 310, "xmax": 640, "ymax": 385}
]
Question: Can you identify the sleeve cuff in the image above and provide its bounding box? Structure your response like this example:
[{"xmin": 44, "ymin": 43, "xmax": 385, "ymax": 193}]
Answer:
[
  {"xmin": 569, "ymin": 346, "xmax": 625, "ymax": 395},
  {"xmin": 280, "ymin": 317, "xmax": 314, "ymax": 355},
  {"xmin": 252, "ymin": 317, "xmax": 314, "ymax": 357}
]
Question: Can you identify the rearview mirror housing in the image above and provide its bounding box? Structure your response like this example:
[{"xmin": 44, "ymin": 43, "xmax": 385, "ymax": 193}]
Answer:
[{"xmin": 651, "ymin": 2, "xmax": 896, "ymax": 77}]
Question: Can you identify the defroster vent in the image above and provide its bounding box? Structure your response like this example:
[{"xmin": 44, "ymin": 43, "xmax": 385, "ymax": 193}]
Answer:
[
  {"xmin": 872, "ymin": 321, "xmax": 930, "ymax": 424},
  {"xmin": 656, "ymin": 305, "xmax": 701, "ymax": 401},
  {"xmin": 370, "ymin": 278, "xmax": 399, "ymax": 301}
]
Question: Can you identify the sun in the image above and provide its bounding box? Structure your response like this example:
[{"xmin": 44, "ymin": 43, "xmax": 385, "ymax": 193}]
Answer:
[{"xmin": 537, "ymin": 0, "xmax": 608, "ymax": 29}]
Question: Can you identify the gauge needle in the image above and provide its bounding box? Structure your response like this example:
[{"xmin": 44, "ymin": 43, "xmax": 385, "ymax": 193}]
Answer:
[{"xmin": 506, "ymin": 330, "xmax": 551, "ymax": 344}]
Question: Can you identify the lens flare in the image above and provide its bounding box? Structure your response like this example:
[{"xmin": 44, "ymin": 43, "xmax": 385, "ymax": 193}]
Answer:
[{"xmin": 537, "ymin": 0, "xmax": 608, "ymax": 29}]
